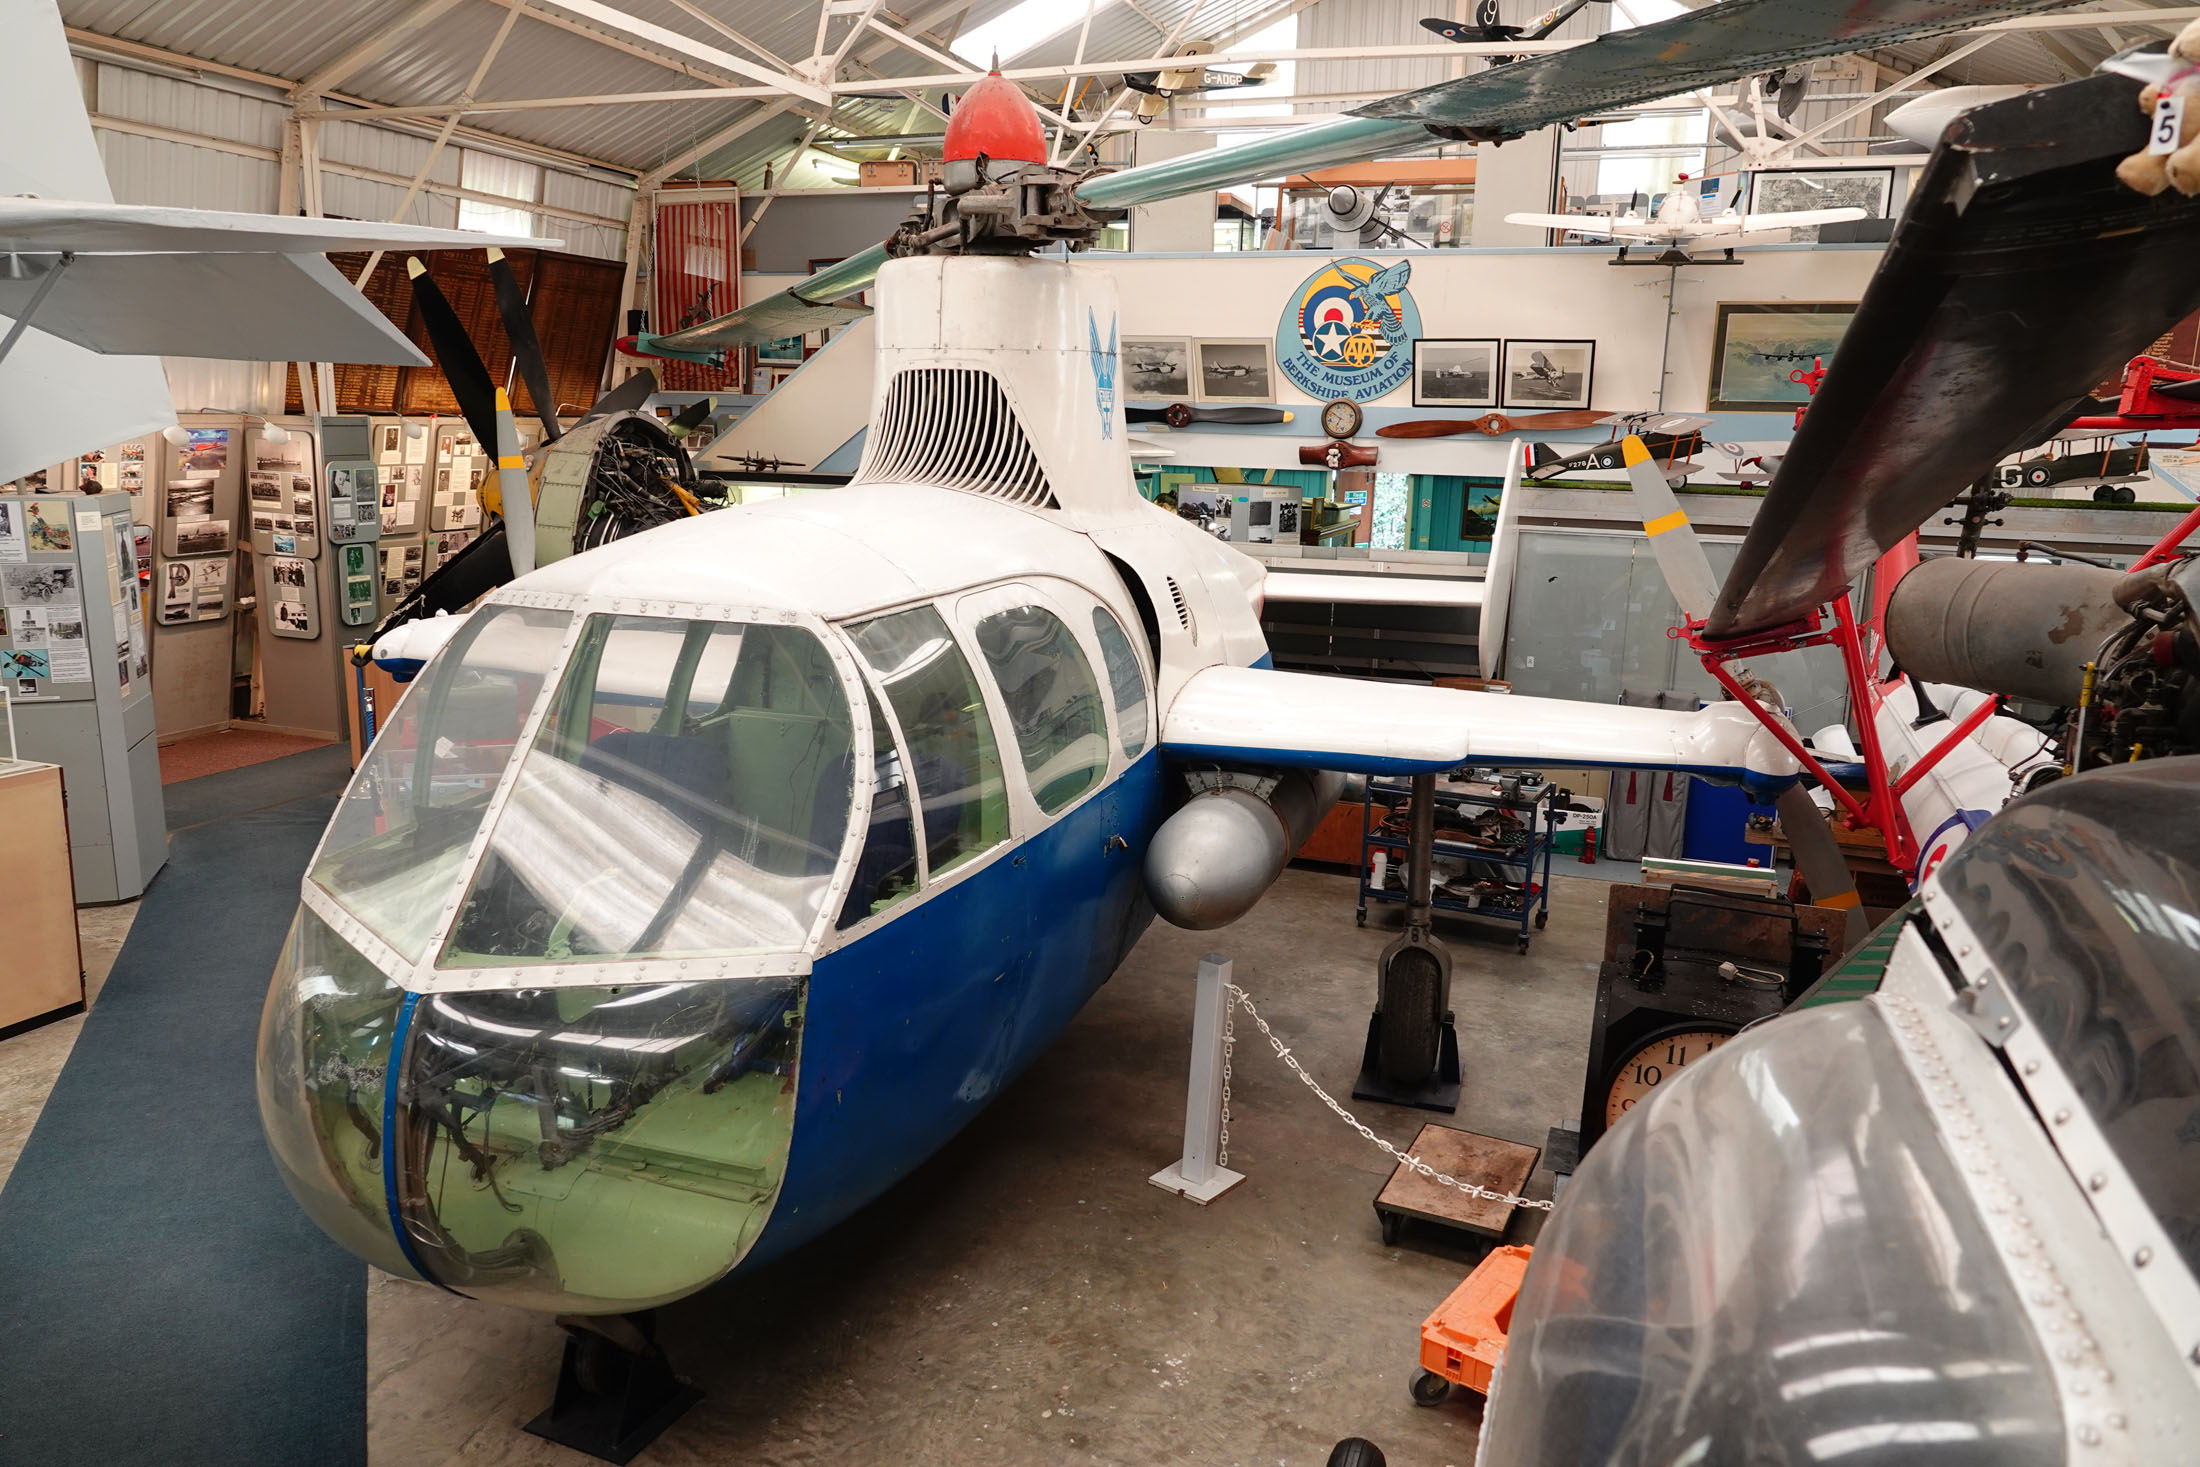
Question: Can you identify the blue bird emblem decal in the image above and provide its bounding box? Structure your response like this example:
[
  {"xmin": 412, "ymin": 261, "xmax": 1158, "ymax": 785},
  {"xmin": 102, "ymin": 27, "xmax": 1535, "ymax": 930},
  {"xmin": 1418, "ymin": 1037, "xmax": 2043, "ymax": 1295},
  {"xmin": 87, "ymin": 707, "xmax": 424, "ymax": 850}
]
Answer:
[{"xmin": 1088, "ymin": 308, "xmax": 1117, "ymax": 440}]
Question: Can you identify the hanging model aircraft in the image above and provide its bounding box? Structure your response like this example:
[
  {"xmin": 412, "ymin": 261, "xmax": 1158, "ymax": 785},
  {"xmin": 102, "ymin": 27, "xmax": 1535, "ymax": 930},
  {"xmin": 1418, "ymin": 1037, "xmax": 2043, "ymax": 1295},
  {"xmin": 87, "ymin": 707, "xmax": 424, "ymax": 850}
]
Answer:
[
  {"xmin": 1507, "ymin": 173, "xmax": 1868, "ymax": 264},
  {"xmin": 1122, "ymin": 42, "xmax": 1277, "ymax": 123},
  {"xmin": 1421, "ymin": 0, "xmax": 1611, "ymax": 67}
]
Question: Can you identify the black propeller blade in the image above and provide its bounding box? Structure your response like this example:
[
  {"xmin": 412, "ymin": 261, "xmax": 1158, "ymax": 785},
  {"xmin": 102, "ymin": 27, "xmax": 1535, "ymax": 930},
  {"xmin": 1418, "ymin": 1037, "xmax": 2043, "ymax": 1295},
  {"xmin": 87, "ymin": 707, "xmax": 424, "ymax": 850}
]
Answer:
[
  {"xmin": 577, "ymin": 369, "xmax": 660, "ymax": 429},
  {"xmin": 667, "ymin": 398, "xmax": 714, "ymax": 437},
  {"xmin": 486, "ymin": 246, "xmax": 560, "ymax": 444},
  {"xmin": 404, "ymin": 256, "xmax": 500, "ymax": 451}
]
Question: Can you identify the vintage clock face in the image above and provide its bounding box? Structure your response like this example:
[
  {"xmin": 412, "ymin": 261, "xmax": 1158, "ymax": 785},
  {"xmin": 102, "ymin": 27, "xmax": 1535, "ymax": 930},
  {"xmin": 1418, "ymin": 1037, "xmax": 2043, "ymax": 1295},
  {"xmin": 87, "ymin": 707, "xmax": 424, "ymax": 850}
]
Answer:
[
  {"xmin": 1321, "ymin": 397, "xmax": 1363, "ymax": 440},
  {"xmin": 1603, "ymin": 1028, "xmax": 1734, "ymax": 1127}
]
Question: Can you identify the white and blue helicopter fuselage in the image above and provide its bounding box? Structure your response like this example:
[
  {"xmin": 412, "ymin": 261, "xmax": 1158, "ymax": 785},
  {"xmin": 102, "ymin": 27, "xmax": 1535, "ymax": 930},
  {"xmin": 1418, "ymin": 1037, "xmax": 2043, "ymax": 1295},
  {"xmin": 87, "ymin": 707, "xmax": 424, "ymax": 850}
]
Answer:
[{"xmin": 257, "ymin": 255, "xmax": 1803, "ymax": 1315}]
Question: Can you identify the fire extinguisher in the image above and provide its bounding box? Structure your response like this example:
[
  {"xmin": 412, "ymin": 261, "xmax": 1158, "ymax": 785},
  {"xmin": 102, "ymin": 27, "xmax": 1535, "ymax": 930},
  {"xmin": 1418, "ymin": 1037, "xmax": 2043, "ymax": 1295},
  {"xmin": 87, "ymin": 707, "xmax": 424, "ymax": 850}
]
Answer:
[{"xmin": 1580, "ymin": 827, "xmax": 1598, "ymax": 865}]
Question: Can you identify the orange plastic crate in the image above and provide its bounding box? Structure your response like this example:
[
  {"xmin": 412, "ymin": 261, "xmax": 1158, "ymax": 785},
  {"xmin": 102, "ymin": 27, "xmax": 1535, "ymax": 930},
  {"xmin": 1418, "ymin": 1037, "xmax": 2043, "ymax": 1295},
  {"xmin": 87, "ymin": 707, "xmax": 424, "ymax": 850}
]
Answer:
[{"xmin": 1419, "ymin": 1244, "xmax": 1532, "ymax": 1396}]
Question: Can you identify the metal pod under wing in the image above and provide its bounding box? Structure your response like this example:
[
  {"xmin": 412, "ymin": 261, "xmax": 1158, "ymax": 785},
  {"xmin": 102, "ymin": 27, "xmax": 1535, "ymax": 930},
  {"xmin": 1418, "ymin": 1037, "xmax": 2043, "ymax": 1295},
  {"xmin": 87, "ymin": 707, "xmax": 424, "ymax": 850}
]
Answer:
[{"xmin": 1707, "ymin": 71, "xmax": 2200, "ymax": 641}]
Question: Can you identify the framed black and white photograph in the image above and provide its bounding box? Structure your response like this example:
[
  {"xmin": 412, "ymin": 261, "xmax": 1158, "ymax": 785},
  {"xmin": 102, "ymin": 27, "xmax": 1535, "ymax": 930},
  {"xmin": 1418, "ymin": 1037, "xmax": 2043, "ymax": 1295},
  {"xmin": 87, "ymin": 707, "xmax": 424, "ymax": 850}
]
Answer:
[
  {"xmin": 1196, "ymin": 339, "xmax": 1275, "ymax": 403},
  {"xmin": 1708, "ymin": 302, "xmax": 1857, "ymax": 411},
  {"xmin": 1747, "ymin": 167, "xmax": 1893, "ymax": 224},
  {"xmin": 1122, "ymin": 337, "xmax": 1193, "ymax": 400},
  {"xmin": 1502, "ymin": 339, "xmax": 1595, "ymax": 410},
  {"xmin": 1413, "ymin": 338, "xmax": 1499, "ymax": 408}
]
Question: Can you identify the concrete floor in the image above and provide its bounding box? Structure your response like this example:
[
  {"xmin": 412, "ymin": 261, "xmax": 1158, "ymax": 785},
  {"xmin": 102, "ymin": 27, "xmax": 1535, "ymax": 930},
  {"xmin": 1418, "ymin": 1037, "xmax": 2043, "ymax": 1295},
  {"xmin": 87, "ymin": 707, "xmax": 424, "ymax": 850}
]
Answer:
[
  {"xmin": 0, "ymin": 864, "xmax": 1613, "ymax": 1467},
  {"xmin": 366, "ymin": 866, "xmax": 1611, "ymax": 1467}
]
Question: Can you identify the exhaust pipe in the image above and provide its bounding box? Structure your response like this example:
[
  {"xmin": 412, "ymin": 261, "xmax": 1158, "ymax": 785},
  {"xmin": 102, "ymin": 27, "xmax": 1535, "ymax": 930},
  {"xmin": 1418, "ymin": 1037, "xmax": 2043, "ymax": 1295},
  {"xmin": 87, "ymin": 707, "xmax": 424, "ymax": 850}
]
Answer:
[{"xmin": 1145, "ymin": 769, "xmax": 1346, "ymax": 930}]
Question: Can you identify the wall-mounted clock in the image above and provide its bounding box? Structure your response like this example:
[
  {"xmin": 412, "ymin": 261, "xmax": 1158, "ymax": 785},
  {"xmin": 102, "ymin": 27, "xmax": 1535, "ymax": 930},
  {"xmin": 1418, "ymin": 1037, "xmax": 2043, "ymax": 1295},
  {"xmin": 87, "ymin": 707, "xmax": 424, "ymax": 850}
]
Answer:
[{"xmin": 1320, "ymin": 397, "xmax": 1363, "ymax": 441}]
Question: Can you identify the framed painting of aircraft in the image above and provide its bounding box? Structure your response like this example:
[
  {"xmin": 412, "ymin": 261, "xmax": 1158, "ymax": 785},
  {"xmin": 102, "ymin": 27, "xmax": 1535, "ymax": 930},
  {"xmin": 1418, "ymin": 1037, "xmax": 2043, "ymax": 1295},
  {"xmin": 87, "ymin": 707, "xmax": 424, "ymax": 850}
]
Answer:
[
  {"xmin": 1502, "ymin": 339, "xmax": 1595, "ymax": 410},
  {"xmin": 1707, "ymin": 301, "xmax": 1857, "ymax": 411},
  {"xmin": 1196, "ymin": 338, "xmax": 1277, "ymax": 403},
  {"xmin": 1413, "ymin": 338, "xmax": 1500, "ymax": 408}
]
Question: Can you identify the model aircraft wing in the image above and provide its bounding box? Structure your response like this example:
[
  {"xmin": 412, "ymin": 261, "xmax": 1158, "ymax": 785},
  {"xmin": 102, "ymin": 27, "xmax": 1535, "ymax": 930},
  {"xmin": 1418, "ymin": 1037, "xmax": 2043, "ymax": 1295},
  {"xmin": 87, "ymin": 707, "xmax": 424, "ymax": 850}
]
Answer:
[
  {"xmin": 0, "ymin": 198, "xmax": 546, "ymax": 256},
  {"xmin": 1160, "ymin": 665, "xmax": 1798, "ymax": 784},
  {"xmin": 1263, "ymin": 572, "xmax": 1483, "ymax": 608},
  {"xmin": 645, "ymin": 242, "xmax": 886, "ymax": 353},
  {"xmin": 1707, "ymin": 72, "xmax": 2200, "ymax": 639},
  {"xmin": 1076, "ymin": 0, "xmax": 2073, "ymax": 210},
  {"xmin": 1504, "ymin": 212, "xmax": 1650, "ymax": 238},
  {"xmin": 1731, "ymin": 207, "xmax": 1868, "ymax": 232}
]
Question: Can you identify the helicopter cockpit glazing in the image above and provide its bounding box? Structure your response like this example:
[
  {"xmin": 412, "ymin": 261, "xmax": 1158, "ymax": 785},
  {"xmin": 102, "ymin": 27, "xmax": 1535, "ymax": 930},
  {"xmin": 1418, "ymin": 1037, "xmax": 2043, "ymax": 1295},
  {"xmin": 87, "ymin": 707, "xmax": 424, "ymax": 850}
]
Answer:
[{"xmin": 260, "ymin": 601, "xmax": 862, "ymax": 1311}]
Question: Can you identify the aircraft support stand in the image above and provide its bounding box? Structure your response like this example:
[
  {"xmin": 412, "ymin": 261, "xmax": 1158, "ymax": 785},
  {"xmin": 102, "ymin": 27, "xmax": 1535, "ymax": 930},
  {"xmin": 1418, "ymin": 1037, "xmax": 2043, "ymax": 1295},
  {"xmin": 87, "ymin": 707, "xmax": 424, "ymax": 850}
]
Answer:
[
  {"xmin": 1149, "ymin": 954, "xmax": 1247, "ymax": 1205},
  {"xmin": 524, "ymin": 1311, "xmax": 701, "ymax": 1465}
]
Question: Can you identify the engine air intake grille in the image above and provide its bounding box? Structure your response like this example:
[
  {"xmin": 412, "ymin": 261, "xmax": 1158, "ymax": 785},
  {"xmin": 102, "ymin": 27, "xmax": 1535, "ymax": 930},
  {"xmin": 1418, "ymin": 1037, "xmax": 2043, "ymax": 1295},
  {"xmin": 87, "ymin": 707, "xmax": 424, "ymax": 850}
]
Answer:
[{"xmin": 855, "ymin": 367, "xmax": 1055, "ymax": 508}]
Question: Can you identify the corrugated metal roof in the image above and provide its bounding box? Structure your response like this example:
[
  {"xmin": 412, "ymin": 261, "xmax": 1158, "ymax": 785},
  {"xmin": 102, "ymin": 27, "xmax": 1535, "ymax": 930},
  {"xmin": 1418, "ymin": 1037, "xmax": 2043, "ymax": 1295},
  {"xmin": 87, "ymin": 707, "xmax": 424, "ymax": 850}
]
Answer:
[{"xmin": 66, "ymin": 0, "xmax": 2194, "ymax": 188}]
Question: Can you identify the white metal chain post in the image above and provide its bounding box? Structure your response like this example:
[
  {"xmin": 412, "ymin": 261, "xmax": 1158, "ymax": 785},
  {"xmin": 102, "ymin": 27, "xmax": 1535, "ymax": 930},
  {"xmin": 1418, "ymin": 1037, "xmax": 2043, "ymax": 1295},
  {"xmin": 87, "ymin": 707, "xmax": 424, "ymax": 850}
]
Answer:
[{"xmin": 1148, "ymin": 955, "xmax": 1248, "ymax": 1205}]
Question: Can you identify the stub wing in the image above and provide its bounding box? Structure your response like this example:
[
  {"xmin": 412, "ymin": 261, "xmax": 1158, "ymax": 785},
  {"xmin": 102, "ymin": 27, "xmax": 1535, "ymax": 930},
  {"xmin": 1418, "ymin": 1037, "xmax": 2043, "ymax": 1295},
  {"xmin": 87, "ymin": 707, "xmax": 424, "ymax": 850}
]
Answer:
[{"xmin": 1162, "ymin": 665, "xmax": 1799, "ymax": 788}]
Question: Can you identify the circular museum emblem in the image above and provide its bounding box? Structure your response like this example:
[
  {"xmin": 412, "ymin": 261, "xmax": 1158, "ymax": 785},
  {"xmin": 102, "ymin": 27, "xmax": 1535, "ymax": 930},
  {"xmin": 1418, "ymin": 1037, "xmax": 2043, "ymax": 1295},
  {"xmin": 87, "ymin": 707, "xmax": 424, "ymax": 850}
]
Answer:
[{"xmin": 1274, "ymin": 256, "xmax": 1422, "ymax": 401}]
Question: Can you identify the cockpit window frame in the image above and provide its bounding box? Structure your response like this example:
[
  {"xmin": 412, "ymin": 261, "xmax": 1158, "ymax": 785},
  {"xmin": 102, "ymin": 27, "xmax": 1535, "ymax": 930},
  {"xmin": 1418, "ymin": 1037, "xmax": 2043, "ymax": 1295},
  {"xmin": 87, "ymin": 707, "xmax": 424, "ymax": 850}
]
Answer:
[{"xmin": 299, "ymin": 588, "xmax": 872, "ymax": 995}]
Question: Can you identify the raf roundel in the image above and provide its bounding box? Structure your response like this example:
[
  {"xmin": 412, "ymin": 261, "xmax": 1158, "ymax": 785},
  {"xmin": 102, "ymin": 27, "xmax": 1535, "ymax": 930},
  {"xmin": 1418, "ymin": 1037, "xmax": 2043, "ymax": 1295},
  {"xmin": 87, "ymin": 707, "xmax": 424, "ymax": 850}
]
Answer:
[{"xmin": 942, "ymin": 68, "xmax": 1049, "ymax": 166}]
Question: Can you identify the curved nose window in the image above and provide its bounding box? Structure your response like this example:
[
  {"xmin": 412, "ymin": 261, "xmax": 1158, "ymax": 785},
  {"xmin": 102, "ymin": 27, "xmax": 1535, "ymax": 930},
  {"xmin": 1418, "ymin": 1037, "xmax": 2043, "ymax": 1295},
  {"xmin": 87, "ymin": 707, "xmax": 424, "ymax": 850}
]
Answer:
[
  {"xmin": 443, "ymin": 615, "xmax": 854, "ymax": 966},
  {"xmin": 311, "ymin": 605, "xmax": 572, "ymax": 961}
]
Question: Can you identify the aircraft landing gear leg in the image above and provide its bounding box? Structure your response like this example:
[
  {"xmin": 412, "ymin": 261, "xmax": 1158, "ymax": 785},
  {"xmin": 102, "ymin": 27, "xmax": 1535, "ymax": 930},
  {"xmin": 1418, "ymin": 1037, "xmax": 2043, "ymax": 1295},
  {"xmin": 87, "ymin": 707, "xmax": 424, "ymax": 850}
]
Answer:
[
  {"xmin": 524, "ymin": 1311, "xmax": 701, "ymax": 1465},
  {"xmin": 1353, "ymin": 772, "xmax": 1461, "ymax": 1113}
]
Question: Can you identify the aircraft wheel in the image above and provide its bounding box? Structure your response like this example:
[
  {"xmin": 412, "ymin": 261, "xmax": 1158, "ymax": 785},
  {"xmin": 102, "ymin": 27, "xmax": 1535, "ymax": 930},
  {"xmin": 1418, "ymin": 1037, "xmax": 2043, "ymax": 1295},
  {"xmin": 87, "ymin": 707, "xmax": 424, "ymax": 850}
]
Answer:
[
  {"xmin": 2115, "ymin": 485, "xmax": 2137, "ymax": 504},
  {"xmin": 2093, "ymin": 484, "xmax": 2117, "ymax": 503},
  {"xmin": 1411, "ymin": 1370, "xmax": 1453, "ymax": 1407}
]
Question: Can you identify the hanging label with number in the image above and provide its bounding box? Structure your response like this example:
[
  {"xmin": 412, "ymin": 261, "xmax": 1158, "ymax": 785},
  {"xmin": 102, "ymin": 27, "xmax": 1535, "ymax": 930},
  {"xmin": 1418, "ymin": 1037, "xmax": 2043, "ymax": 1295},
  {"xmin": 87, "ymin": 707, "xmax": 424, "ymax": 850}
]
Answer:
[{"xmin": 2150, "ymin": 91, "xmax": 2187, "ymax": 156}]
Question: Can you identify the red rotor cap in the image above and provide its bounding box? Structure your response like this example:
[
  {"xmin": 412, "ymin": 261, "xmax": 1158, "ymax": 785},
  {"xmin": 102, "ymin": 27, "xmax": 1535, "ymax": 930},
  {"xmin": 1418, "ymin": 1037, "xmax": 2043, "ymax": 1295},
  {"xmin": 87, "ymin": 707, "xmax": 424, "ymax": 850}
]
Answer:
[{"xmin": 943, "ymin": 69, "xmax": 1047, "ymax": 165}]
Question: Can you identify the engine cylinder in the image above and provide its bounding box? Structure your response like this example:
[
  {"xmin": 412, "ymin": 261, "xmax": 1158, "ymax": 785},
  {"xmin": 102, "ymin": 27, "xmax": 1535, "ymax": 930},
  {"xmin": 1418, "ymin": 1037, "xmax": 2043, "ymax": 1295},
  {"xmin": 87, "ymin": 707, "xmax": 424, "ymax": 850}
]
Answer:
[
  {"xmin": 1145, "ymin": 769, "xmax": 1345, "ymax": 930},
  {"xmin": 1884, "ymin": 557, "xmax": 2128, "ymax": 706}
]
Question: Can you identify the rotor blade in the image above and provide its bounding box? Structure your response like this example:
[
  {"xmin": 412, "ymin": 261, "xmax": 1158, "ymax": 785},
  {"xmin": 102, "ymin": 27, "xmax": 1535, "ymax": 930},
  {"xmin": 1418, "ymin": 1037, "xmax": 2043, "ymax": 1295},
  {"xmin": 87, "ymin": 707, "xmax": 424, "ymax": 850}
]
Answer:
[
  {"xmin": 1775, "ymin": 784, "xmax": 1868, "ymax": 954},
  {"xmin": 1622, "ymin": 434, "xmax": 1721, "ymax": 622},
  {"xmin": 1707, "ymin": 72, "xmax": 2200, "ymax": 639},
  {"xmin": 486, "ymin": 246, "xmax": 559, "ymax": 443},
  {"xmin": 646, "ymin": 243, "xmax": 886, "ymax": 354},
  {"xmin": 576, "ymin": 368, "xmax": 658, "ymax": 429},
  {"xmin": 1354, "ymin": 0, "xmax": 2079, "ymax": 129},
  {"xmin": 404, "ymin": 257, "xmax": 499, "ymax": 451}
]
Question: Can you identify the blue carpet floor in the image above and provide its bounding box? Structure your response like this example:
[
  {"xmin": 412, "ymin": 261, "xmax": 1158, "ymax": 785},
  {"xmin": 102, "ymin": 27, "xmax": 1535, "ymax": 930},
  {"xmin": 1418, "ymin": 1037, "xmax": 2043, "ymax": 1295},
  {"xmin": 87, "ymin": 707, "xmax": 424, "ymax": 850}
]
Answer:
[{"xmin": 0, "ymin": 747, "xmax": 364, "ymax": 1467}]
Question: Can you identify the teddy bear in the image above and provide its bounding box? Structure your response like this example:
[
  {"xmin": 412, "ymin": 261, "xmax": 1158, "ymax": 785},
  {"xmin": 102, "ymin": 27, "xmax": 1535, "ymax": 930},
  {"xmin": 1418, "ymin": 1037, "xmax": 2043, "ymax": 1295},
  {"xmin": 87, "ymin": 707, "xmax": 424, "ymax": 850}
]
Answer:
[{"xmin": 2116, "ymin": 18, "xmax": 2200, "ymax": 196}]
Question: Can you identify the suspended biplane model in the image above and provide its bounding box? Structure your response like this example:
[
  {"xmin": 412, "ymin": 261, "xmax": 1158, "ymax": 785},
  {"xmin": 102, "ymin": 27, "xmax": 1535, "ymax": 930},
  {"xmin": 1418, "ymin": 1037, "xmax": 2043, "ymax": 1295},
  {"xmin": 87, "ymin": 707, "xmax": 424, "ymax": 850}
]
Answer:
[{"xmin": 251, "ymin": 0, "xmax": 2200, "ymax": 1455}]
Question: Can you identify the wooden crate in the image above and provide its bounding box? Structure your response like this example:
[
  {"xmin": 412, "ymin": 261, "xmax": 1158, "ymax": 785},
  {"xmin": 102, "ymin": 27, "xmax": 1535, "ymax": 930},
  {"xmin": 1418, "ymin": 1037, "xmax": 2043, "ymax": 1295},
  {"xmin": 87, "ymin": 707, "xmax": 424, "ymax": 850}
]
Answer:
[{"xmin": 0, "ymin": 762, "xmax": 84, "ymax": 1034}]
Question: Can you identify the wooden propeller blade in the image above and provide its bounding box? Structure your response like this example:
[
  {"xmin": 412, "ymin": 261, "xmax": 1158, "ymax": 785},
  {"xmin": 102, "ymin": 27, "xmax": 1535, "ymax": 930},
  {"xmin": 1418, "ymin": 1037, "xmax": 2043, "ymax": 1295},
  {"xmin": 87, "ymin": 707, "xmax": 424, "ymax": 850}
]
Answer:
[{"xmin": 1377, "ymin": 410, "xmax": 1607, "ymax": 438}]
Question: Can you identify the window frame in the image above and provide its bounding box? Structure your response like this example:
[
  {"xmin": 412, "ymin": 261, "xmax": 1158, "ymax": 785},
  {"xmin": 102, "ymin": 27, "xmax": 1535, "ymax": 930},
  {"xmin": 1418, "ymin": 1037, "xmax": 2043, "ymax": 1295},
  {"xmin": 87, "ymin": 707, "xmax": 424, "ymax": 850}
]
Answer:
[
  {"xmin": 1088, "ymin": 601, "xmax": 1153, "ymax": 760},
  {"xmin": 951, "ymin": 579, "xmax": 1124, "ymax": 830},
  {"xmin": 836, "ymin": 596, "xmax": 1023, "ymax": 911}
]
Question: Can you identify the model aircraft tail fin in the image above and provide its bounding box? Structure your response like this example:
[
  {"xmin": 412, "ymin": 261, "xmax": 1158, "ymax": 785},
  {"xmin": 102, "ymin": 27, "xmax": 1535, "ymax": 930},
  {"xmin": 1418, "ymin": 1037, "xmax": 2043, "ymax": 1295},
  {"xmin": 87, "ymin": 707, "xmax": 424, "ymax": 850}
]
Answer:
[{"xmin": 1525, "ymin": 441, "xmax": 1566, "ymax": 476}]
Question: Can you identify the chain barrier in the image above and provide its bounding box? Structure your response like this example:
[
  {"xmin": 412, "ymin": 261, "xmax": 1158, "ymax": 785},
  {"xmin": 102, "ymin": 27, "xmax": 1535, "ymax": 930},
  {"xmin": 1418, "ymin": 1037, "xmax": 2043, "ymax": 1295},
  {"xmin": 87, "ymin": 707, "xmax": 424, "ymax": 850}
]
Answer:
[{"xmin": 1218, "ymin": 982, "xmax": 1555, "ymax": 1213}]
